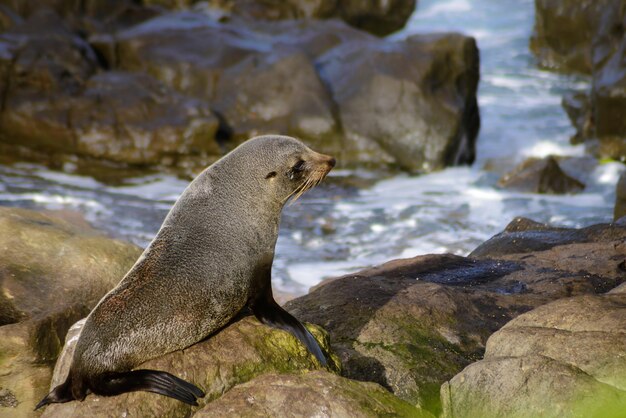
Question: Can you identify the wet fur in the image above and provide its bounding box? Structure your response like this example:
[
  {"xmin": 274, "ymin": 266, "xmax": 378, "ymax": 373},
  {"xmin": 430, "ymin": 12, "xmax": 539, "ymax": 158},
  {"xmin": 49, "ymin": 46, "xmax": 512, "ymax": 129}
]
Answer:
[{"xmin": 37, "ymin": 135, "xmax": 335, "ymax": 409}]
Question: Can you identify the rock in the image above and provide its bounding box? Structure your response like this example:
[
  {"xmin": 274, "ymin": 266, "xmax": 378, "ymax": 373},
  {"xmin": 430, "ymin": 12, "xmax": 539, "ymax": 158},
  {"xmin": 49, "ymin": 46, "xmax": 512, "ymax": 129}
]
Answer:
[
  {"xmin": 562, "ymin": 92, "xmax": 593, "ymax": 144},
  {"xmin": 194, "ymin": 371, "xmax": 434, "ymax": 418},
  {"xmin": 94, "ymin": 12, "xmax": 339, "ymax": 147},
  {"xmin": 0, "ymin": 12, "xmax": 221, "ymax": 170},
  {"xmin": 441, "ymin": 293, "xmax": 626, "ymax": 418},
  {"xmin": 42, "ymin": 316, "xmax": 339, "ymax": 417},
  {"xmin": 316, "ymin": 33, "xmax": 480, "ymax": 172},
  {"xmin": 535, "ymin": 0, "xmax": 626, "ymax": 161},
  {"xmin": 0, "ymin": 207, "xmax": 141, "ymax": 417},
  {"xmin": 530, "ymin": 0, "xmax": 621, "ymax": 74},
  {"xmin": 616, "ymin": 171, "xmax": 626, "ymax": 220},
  {"xmin": 96, "ymin": 12, "xmax": 478, "ymax": 172},
  {"xmin": 246, "ymin": 18, "xmax": 375, "ymax": 60},
  {"xmin": 591, "ymin": 29, "xmax": 626, "ymax": 160},
  {"xmin": 211, "ymin": 49, "xmax": 337, "ymax": 143},
  {"xmin": 72, "ymin": 71, "xmax": 221, "ymax": 165},
  {"xmin": 0, "ymin": 0, "xmax": 161, "ymax": 35},
  {"xmin": 0, "ymin": 4, "xmax": 22, "ymax": 31},
  {"xmin": 497, "ymin": 156, "xmax": 585, "ymax": 194},
  {"xmin": 471, "ymin": 215, "xmax": 626, "ymax": 260},
  {"xmin": 333, "ymin": 0, "xmax": 417, "ymax": 37},
  {"xmin": 285, "ymin": 219, "xmax": 626, "ymax": 415},
  {"xmin": 196, "ymin": 0, "xmax": 416, "ymax": 36}
]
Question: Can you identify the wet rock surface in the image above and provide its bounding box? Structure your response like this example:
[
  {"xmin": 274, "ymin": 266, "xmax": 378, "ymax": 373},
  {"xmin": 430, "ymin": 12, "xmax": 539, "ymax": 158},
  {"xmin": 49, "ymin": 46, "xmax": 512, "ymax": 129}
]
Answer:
[
  {"xmin": 0, "ymin": 7, "xmax": 479, "ymax": 174},
  {"xmin": 180, "ymin": 0, "xmax": 416, "ymax": 36},
  {"xmin": 497, "ymin": 156, "xmax": 585, "ymax": 194},
  {"xmin": 615, "ymin": 171, "xmax": 626, "ymax": 220},
  {"xmin": 532, "ymin": 0, "xmax": 626, "ymax": 161},
  {"xmin": 0, "ymin": 207, "xmax": 141, "ymax": 417},
  {"xmin": 316, "ymin": 33, "xmax": 479, "ymax": 172},
  {"xmin": 441, "ymin": 293, "xmax": 626, "ymax": 418},
  {"xmin": 0, "ymin": 11, "xmax": 220, "ymax": 170},
  {"xmin": 530, "ymin": 0, "xmax": 619, "ymax": 75},
  {"xmin": 286, "ymin": 217, "xmax": 626, "ymax": 415}
]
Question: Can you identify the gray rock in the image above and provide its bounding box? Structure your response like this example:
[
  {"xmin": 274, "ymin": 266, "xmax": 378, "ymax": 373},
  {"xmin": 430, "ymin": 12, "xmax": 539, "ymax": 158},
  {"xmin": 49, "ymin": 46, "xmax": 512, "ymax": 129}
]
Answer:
[
  {"xmin": 0, "ymin": 12, "xmax": 220, "ymax": 170},
  {"xmin": 195, "ymin": 371, "xmax": 433, "ymax": 418},
  {"xmin": 534, "ymin": 0, "xmax": 626, "ymax": 161},
  {"xmin": 615, "ymin": 171, "xmax": 626, "ymax": 220},
  {"xmin": 497, "ymin": 156, "xmax": 585, "ymax": 194},
  {"xmin": 441, "ymin": 293, "xmax": 626, "ymax": 418},
  {"xmin": 95, "ymin": 12, "xmax": 479, "ymax": 172},
  {"xmin": 530, "ymin": 0, "xmax": 620, "ymax": 75},
  {"xmin": 316, "ymin": 33, "xmax": 480, "ymax": 172},
  {"xmin": 187, "ymin": 0, "xmax": 416, "ymax": 36}
]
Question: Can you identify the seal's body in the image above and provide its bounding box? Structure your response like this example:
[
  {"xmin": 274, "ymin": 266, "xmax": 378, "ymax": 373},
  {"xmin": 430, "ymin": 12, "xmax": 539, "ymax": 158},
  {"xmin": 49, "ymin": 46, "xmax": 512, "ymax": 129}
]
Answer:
[{"xmin": 37, "ymin": 135, "xmax": 335, "ymax": 408}]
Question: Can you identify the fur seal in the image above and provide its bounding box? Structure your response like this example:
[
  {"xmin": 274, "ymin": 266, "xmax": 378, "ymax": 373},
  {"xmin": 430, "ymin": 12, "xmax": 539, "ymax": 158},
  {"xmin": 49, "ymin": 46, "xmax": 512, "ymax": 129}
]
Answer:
[{"xmin": 36, "ymin": 135, "xmax": 335, "ymax": 408}]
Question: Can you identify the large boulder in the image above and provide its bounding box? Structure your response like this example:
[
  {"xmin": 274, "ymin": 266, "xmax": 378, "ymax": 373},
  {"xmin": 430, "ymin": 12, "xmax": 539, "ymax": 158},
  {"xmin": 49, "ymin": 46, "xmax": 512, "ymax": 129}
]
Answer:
[
  {"xmin": 316, "ymin": 33, "xmax": 480, "ymax": 172},
  {"xmin": 0, "ymin": 0, "xmax": 161, "ymax": 34},
  {"xmin": 441, "ymin": 293, "xmax": 626, "ymax": 418},
  {"xmin": 285, "ymin": 217, "xmax": 626, "ymax": 415},
  {"xmin": 0, "ymin": 12, "xmax": 220, "ymax": 171},
  {"xmin": 533, "ymin": 0, "xmax": 626, "ymax": 161},
  {"xmin": 95, "ymin": 12, "xmax": 479, "ymax": 172},
  {"xmin": 149, "ymin": 0, "xmax": 416, "ymax": 36},
  {"xmin": 194, "ymin": 371, "xmax": 433, "ymax": 418},
  {"xmin": 91, "ymin": 13, "xmax": 340, "ymax": 149},
  {"xmin": 591, "ymin": 29, "xmax": 626, "ymax": 160},
  {"xmin": 530, "ymin": 0, "xmax": 621, "ymax": 75},
  {"xmin": 42, "ymin": 316, "xmax": 339, "ymax": 417},
  {"xmin": 0, "ymin": 207, "xmax": 141, "ymax": 417}
]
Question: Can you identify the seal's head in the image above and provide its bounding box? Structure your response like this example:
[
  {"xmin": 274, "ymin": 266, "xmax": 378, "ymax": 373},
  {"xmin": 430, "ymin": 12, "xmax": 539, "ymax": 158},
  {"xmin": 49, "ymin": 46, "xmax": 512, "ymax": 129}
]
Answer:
[{"xmin": 229, "ymin": 135, "xmax": 336, "ymax": 205}]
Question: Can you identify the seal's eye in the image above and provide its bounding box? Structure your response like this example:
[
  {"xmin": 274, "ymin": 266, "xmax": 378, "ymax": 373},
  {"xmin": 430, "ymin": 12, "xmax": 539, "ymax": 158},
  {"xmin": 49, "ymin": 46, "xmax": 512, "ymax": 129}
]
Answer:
[
  {"xmin": 288, "ymin": 160, "xmax": 306, "ymax": 180},
  {"xmin": 293, "ymin": 160, "xmax": 305, "ymax": 172},
  {"xmin": 265, "ymin": 171, "xmax": 277, "ymax": 179}
]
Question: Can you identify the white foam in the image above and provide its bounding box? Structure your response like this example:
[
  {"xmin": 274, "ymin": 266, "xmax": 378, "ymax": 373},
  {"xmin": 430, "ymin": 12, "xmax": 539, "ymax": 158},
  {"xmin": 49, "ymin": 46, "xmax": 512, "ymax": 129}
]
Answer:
[
  {"xmin": 417, "ymin": 0, "xmax": 471, "ymax": 18},
  {"xmin": 521, "ymin": 141, "xmax": 586, "ymax": 159},
  {"xmin": 594, "ymin": 162, "xmax": 626, "ymax": 185}
]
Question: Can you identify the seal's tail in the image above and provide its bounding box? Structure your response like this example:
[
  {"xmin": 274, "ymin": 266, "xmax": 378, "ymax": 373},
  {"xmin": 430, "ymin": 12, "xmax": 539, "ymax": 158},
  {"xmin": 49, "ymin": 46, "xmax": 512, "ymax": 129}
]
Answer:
[
  {"xmin": 35, "ymin": 369, "xmax": 205, "ymax": 409},
  {"xmin": 90, "ymin": 370, "xmax": 205, "ymax": 406},
  {"xmin": 252, "ymin": 297, "xmax": 328, "ymax": 366}
]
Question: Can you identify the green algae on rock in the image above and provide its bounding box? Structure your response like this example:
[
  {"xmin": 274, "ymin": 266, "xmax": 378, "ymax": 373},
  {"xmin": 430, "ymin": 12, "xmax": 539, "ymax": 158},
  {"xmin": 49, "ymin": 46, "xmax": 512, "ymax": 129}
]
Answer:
[
  {"xmin": 42, "ymin": 316, "xmax": 340, "ymax": 417},
  {"xmin": 195, "ymin": 370, "xmax": 434, "ymax": 418}
]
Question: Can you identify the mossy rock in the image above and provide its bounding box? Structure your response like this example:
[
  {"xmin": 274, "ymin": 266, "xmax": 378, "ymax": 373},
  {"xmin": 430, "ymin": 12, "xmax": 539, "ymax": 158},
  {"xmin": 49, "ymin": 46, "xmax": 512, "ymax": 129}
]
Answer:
[
  {"xmin": 195, "ymin": 370, "xmax": 434, "ymax": 418},
  {"xmin": 42, "ymin": 316, "xmax": 340, "ymax": 417}
]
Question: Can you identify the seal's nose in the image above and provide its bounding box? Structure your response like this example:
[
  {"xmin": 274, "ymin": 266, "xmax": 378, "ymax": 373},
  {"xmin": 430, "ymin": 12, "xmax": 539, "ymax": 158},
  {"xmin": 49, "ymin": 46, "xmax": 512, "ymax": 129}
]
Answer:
[{"xmin": 328, "ymin": 157, "xmax": 336, "ymax": 168}]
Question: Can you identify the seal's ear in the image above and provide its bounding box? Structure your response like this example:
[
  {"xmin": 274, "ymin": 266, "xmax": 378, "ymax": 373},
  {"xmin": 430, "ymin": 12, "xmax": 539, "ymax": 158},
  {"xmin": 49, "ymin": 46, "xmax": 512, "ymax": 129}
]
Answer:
[{"xmin": 265, "ymin": 171, "xmax": 277, "ymax": 179}]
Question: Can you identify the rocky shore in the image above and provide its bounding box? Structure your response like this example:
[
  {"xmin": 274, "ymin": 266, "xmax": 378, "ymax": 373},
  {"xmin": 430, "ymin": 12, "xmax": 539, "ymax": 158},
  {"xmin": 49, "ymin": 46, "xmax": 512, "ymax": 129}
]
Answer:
[
  {"xmin": 1, "ymin": 206, "xmax": 624, "ymax": 417},
  {"xmin": 1, "ymin": 0, "xmax": 625, "ymax": 417},
  {"xmin": 0, "ymin": 0, "xmax": 478, "ymax": 176}
]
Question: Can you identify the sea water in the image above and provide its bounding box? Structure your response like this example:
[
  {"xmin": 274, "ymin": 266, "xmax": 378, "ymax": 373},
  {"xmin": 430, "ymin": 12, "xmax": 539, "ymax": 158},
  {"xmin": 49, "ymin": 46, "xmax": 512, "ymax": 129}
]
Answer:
[{"xmin": 0, "ymin": 0, "xmax": 623, "ymax": 295}]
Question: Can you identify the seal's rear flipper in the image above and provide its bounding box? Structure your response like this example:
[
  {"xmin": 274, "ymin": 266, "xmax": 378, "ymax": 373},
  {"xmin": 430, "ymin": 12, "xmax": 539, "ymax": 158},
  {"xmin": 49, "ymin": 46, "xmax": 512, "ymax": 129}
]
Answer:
[
  {"xmin": 35, "ymin": 375, "xmax": 78, "ymax": 410},
  {"xmin": 252, "ymin": 298, "xmax": 328, "ymax": 366},
  {"xmin": 92, "ymin": 370, "xmax": 205, "ymax": 406}
]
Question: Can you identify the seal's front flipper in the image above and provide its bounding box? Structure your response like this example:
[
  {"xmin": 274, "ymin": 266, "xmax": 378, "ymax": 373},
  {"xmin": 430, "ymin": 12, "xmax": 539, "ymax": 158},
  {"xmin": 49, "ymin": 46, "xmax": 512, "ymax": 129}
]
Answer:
[
  {"xmin": 92, "ymin": 370, "xmax": 205, "ymax": 406},
  {"xmin": 251, "ymin": 297, "xmax": 327, "ymax": 366}
]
